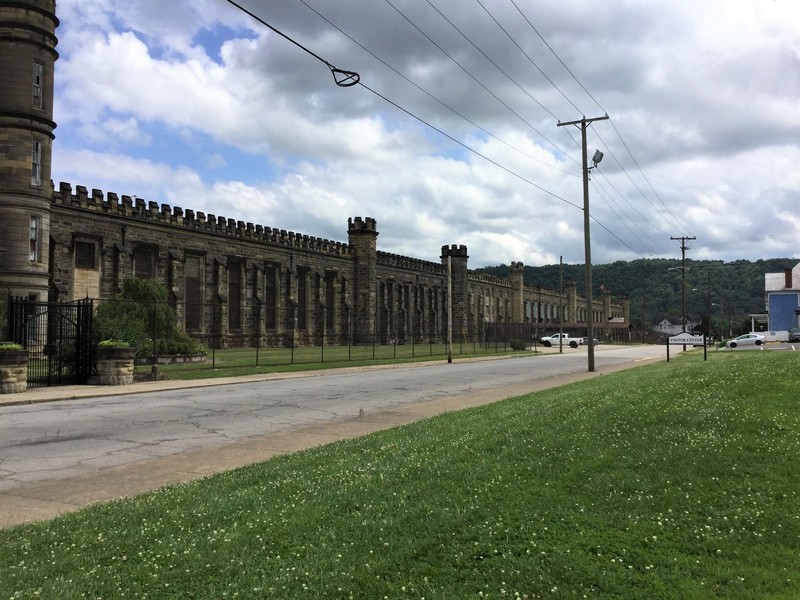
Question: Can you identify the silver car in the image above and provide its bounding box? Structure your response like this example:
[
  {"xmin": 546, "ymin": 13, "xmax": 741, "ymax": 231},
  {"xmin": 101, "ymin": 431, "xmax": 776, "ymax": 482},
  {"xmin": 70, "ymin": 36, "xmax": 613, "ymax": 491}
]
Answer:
[{"xmin": 725, "ymin": 333, "xmax": 766, "ymax": 348}]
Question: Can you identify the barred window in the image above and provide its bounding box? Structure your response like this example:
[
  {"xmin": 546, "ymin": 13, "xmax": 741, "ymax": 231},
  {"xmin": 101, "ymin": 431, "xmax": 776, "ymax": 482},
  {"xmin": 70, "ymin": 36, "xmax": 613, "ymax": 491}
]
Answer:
[{"xmin": 74, "ymin": 241, "xmax": 97, "ymax": 269}]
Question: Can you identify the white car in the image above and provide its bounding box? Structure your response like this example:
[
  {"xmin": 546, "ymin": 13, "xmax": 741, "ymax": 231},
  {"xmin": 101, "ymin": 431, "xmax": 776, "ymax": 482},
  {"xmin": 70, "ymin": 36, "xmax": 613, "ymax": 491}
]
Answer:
[{"xmin": 725, "ymin": 333, "xmax": 765, "ymax": 348}]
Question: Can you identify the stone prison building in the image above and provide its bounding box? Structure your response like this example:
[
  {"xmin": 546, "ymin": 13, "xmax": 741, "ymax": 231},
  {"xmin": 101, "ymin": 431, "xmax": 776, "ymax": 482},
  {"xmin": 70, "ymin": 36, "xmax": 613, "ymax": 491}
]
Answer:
[{"xmin": 0, "ymin": 0, "xmax": 630, "ymax": 349}]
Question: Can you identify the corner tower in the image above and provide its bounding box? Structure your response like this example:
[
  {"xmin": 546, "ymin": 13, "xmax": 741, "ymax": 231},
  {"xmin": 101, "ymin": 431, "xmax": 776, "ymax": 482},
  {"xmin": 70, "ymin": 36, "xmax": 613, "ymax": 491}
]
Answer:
[
  {"xmin": 348, "ymin": 217, "xmax": 378, "ymax": 344},
  {"xmin": 0, "ymin": 0, "xmax": 58, "ymax": 299},
  {"xmin": 441, "ymin": 244, "xmax": 469, "ymax": 340}
]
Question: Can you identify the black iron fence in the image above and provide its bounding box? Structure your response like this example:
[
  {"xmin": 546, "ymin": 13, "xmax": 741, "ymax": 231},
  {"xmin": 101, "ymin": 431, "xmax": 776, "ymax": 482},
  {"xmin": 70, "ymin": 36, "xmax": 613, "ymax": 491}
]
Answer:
[{"xmin": 7, "ymin": 297, "xmax": 94, "ymax": 387}]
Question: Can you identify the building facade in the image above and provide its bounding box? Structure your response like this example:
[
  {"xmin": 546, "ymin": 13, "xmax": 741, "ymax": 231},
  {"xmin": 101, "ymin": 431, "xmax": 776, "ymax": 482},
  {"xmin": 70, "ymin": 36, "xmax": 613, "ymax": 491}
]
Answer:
[
  {"xmin": 0, "ymin": 0, "xmax": 629, "ymax": 348},
  {"xmin": 764, "ymin": 263, "xmax": 800, "ymax": 332}
]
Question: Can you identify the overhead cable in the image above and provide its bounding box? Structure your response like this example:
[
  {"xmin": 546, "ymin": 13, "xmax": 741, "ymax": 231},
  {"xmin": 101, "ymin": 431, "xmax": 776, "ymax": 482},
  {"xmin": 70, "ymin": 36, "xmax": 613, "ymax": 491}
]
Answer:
[{"xmin": 224, "ymin": 0, "xmax": 359, "ymax": 87}]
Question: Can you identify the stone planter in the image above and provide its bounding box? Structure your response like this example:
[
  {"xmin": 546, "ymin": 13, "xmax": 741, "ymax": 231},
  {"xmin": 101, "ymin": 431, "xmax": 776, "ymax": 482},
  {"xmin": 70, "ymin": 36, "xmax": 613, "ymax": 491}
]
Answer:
[
  {"xmin": 92, "ymin": 347, "xmax": 135, "ymax": 385},
  {"xmin": 0, "ymin": 350, "xmax": 28, "ymax": 394}
]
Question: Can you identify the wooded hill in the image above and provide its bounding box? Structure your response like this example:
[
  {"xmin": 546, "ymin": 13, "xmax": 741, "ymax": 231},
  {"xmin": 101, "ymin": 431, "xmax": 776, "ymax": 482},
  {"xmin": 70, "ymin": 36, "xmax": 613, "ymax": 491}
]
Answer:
[{"xmin": 475, "ymin": 258, "xmax": 798, "ymax": 328}]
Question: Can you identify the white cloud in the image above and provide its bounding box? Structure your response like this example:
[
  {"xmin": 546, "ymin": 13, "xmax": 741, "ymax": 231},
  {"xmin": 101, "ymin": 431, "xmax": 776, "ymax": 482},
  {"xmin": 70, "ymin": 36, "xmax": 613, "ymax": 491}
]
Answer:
[{"xmin": 50, "ymin": 0, "xmax": 800, "ymax": 267}]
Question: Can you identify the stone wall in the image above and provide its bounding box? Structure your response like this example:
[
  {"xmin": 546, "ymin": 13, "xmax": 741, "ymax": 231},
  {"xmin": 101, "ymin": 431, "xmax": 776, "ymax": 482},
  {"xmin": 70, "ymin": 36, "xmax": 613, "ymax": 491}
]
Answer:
[
  {"xmin": 0, "ymin": 350, "xmax": 28, "ymax": 393},
  {"xmin": 48, "ymin": 183, "xmax": 628, "ymax": 347}
]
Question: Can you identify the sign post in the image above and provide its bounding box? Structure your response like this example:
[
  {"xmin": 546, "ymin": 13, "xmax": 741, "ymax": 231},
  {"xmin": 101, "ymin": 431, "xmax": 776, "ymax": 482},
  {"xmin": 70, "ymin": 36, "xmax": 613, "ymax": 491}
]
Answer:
[{"xmin": 666, "ymin": 332, "xmax": 707, "ymax": 362}]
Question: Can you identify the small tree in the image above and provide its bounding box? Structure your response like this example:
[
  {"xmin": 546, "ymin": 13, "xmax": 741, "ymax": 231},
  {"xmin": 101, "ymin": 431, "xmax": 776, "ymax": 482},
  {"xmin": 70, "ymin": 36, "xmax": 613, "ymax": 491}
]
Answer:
[{"xmin": 94, "ymin": 278, "xmax": 200, "ymax": 357}]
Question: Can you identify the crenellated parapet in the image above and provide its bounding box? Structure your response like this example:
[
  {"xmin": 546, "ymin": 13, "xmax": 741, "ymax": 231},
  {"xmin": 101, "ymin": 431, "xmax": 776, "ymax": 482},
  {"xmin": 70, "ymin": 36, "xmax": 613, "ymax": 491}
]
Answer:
[
  {"xmin": 347, "ymin": 216, "xmax": 377, "ymax": 235},
  {"xmin": 378, "ymin": 251, "xmax": 442, "ymax": 274},
  {"xmin": 53, "ymin": 182, "xmax": 351, "ymax": 256},
  {"xmin": 468, "ymin": 271, "xmax": 512, "ymax": 288},
  {"xmin": 441, "ymin": 244, "xmax": 468, "ymax": 259}
]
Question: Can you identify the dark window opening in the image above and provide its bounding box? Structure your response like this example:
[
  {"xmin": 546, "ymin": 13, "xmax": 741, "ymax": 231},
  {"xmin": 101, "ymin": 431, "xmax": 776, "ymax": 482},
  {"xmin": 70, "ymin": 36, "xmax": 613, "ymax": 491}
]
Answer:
[
  {"xmin": 134, "ymin": 245, "xmax": 157, "ymax": 279},
  {"xmin": 74, "ymin": 241, "xmax": 97, "ymax": 269},
  {"xmin": 325, "ymin": 272, "xmax": 336, "ymax": 330},
  {"xmin": 185, "ymin": 255, "xmax": 202, "ymax": 331},
  {"xmin": 265, "ymin": 265, "xmax": 277, "ymax": 329},
  {"xmin": 228, "ymin": 260, "xmax": 242, "ymax": 330},
  {"xmin": 297, "ymin": 269, "xmax": 308, "ymax": 330}
]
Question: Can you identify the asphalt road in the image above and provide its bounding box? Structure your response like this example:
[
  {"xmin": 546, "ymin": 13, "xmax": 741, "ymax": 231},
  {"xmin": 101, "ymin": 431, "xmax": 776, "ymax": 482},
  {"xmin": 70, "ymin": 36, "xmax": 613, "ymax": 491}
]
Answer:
[{"xmin": 0, "ymin": 345, "xmax": 668, "ymax": 497}]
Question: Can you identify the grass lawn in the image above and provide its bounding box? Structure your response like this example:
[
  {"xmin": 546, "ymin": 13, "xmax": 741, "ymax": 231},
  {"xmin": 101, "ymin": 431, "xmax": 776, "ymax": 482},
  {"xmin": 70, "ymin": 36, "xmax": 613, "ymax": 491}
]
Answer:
[
  {"xmin": 2, "ymin": 351, "xmax": 798, "ymax": 598},
  {"xmin": 139, "ymin": 342, "xmax": 532, "ymax": 380}
]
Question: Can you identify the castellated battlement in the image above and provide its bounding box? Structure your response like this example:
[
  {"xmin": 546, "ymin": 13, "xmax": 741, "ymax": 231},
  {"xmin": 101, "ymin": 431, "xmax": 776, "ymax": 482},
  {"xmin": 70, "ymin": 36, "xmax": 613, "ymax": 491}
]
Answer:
[
  {"xmin": 53, "ymin": 182, "xmax": 350, "ymax": 256},
  {"xmin": 377, "ymin": 251, "xmax": 443, "ymax": 274},
  {"xmin": 468, "ymin": 271, "xmax": 512, "ymax": 288},
  {"xmin": 440, "ymin": 244, "xmax": 468, "ymax": 259},
  {"xmin": 347, "ymin": 216, "xmax": 377, "ymax": 233}
]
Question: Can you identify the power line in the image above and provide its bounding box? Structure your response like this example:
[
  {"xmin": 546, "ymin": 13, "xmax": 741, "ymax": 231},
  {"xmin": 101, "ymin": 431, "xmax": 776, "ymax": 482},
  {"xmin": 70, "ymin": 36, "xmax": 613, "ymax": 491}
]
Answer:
[
  {"xmin": 224, "ymin": 0, "xmax": 359, "ymax": 87},
  {"xmin": 506, "ymin": 0, "xmax": 687, "ymax": 233},
  {"xmin": 379, "ymin": 0, "xmax": 580, "ymax": 166},
  {"xmin": 297, "ymin": 0, "xmax": 577, "ymax": 177},
  {"xmin": 606, "ymin": 119, "xmax": 685, "ymax": 230},
  {"xmin": 425, "ymin": 0, "xmax": 559, "ymax": 121},
  {"xmin": 507, "ymin": 0, "xmax": 604, "ymax": 114},
  {"xmin": 474, "ymin": 0, "xmax": 582, "ymax": 115},
  {"xmin": 224, "ymin": 0, "xmax": 664, "ymax": 259},
  {"xmin": 359, "ymin": 81, "xmax": 582, "ymax": 210}
]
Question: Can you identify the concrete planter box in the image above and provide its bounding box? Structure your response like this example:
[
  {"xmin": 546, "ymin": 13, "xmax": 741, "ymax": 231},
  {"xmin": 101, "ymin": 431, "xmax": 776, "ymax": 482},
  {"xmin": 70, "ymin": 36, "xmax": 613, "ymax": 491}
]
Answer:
[
  {"xmin": 92, "ymin": 347, "xmax": 135, "ymax": 385},
  {"xmin": 0, "ymin": 350, "xmax": 28, "ymax": 393}
]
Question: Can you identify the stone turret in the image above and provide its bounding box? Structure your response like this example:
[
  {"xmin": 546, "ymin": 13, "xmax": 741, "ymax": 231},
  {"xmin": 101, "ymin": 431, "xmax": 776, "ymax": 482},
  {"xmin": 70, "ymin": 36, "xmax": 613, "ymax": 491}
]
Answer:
[
  {"xmin": 0, "ymin": 0, "xmax": 58, "ymax": 299},
  {"xmin": 509, "ymin": 261, "xmax": 524, "ymax": 322},
  {"xmin": 565, "ymin": 280, "xmax": 577, "ymax": 323},
  {"xmin": 348, "ymin": 217, "xmax": 378, "ymax": 343},
  {"xmin": 441, "ymin": 244, "xmax": 469, "ymax": 341}
]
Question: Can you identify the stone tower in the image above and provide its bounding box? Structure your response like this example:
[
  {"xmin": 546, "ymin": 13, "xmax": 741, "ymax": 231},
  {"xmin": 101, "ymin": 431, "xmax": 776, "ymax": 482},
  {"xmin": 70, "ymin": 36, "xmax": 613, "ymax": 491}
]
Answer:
[
  {"xmin": 441, "ymin": 244, "xmax": 468, "ymax": 341},
  {"xmin": 348, "ymin": 217, "xmax": 378, "ymax": 344},
  {"xmin": 509, "ymin": 261, "xmax": 524, "ymax": 322},
  {"xmin": 0, "ymin": 0, "xmax": 58, "ymax": 299}
]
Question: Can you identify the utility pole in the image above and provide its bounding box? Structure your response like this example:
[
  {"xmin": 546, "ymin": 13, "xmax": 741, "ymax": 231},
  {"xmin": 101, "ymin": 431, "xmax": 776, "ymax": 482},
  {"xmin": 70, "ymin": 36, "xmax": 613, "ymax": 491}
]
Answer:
[
  {"xmin": 559, "ymin": 256, "xmax": 564, "ymax": 354},
  {"xmin": 670, "ymin": 235, "xmax": 696, "ymax": 333},
  {"xmin": 557, "ymin": 114, "xmax": 608, "ymax": 372}
]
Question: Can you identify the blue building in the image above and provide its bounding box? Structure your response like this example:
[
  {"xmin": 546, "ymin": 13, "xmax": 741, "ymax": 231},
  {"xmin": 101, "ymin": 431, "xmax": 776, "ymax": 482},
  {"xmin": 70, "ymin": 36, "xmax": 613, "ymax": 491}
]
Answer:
[{"xmin": 765, "ymin": 263, "xmax": 800, "ymax": 333}]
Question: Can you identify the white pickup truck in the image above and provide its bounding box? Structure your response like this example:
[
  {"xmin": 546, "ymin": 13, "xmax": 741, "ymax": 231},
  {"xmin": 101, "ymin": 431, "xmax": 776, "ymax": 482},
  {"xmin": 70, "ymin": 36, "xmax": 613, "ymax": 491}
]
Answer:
[{"xmin": 539, "ymin": 333, "xmax": 583, "ymax": 348}]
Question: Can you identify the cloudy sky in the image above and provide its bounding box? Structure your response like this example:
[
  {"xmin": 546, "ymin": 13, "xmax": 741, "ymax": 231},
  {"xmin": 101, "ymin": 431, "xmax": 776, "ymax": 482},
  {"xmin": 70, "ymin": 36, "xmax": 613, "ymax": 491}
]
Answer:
[{"xmin": 51, "ymin": 0, "xmax": 799, "ymax": 268}]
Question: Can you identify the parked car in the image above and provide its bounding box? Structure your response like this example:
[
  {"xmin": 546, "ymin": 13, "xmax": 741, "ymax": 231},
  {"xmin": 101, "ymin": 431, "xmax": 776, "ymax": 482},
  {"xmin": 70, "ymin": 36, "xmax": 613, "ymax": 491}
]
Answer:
[
  {"xmin": 789, "ymin": 328, "xmax": 800, "ymax": 342},
  {"xmin": 725, "ymin": 333, "xmax": 766, "ymax": 348}
]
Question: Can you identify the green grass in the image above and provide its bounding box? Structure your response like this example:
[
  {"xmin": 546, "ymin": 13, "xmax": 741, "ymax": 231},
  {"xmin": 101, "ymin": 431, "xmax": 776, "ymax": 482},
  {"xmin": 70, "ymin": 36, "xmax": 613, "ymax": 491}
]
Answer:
[
  {"xmin": 141, "ymin": 342, "xmax": 531, "ymax": 380},
  {"xmin": 3, "ymin": 351, "xmax": 799, "ymax": 598}
]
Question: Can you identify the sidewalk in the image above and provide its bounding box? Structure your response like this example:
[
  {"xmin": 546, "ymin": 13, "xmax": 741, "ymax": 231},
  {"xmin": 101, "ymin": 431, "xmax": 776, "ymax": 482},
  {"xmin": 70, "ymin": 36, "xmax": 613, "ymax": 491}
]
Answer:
[{"xmin": 0, "ymin": 350, "xmax": 650, "ymax": 529}]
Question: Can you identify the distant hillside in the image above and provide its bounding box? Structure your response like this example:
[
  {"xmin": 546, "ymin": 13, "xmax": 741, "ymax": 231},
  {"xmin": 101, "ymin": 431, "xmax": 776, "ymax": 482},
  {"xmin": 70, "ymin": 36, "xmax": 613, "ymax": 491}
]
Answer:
[{"xmin": 474, "ymin": 258, "xmax": 798, "ymax": 327}]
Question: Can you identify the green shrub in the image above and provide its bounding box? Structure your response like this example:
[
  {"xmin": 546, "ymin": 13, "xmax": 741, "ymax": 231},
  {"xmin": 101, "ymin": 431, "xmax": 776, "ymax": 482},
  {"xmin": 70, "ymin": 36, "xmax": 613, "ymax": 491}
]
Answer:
[
  {"xmin": 0, "ymin": 342, "xmax": 23, "ymax": 352},
  {"xmin": 94, "ymin": 278, "xmax": 202, "ymax": 357},
  {"xmin": 509, "ymin": 339, "xmax": 527, "ymax": 351}
]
